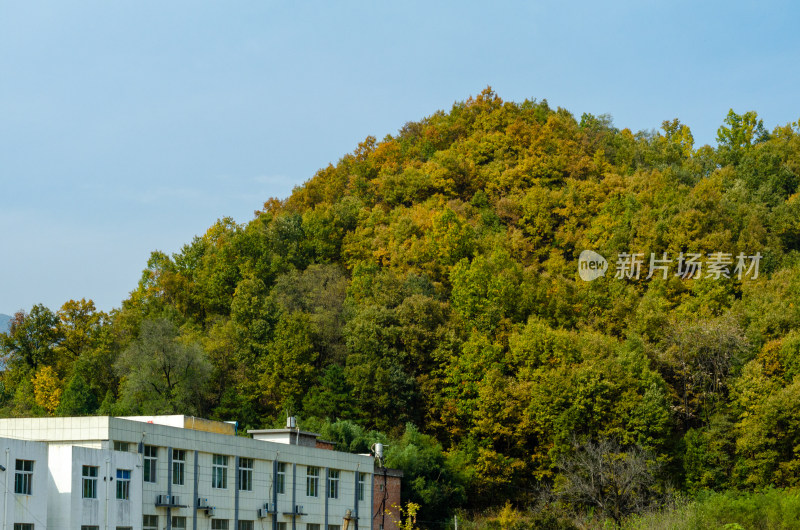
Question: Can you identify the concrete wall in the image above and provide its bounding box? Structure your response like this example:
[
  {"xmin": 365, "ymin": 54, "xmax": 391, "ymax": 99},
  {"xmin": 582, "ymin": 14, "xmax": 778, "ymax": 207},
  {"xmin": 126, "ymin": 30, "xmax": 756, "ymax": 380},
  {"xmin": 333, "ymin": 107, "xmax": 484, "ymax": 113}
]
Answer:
[
  {"xmin": 0, "ymin": 417, "xmax": 379, "ymax": 530},
  {"xmin": 0, "ymin": 438, "xmax": 49, "ymax": 530},
  {"xmin": 109, "ymin": 417, "xmax": 374, "ymax": 530},
  {"xmin": 48, "ymin": 443, "xmax": 142, "ymax": 530}
]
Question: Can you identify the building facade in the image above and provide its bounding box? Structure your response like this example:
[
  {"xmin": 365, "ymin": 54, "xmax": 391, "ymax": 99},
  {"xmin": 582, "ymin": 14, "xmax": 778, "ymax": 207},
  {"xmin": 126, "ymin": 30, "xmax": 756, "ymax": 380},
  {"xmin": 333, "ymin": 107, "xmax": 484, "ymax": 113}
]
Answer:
[
  {"xmin": 0, "ymin": 416, "xmax": 377, "ymax": 530},
  {"xmin": 0, "ymin": 437, "xmax": 49, "ymax": 530},
  {"xmin": 371, "ymin": 468, "xmax": 402, "ymax": 530}
]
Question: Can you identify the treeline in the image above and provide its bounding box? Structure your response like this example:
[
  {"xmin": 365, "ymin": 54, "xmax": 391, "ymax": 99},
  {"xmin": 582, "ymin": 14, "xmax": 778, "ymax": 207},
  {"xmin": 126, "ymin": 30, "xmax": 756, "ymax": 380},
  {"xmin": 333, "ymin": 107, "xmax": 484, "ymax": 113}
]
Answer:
[{"xmin": 3, "ymin": 88, "xmax": 800, "ymax": 524}]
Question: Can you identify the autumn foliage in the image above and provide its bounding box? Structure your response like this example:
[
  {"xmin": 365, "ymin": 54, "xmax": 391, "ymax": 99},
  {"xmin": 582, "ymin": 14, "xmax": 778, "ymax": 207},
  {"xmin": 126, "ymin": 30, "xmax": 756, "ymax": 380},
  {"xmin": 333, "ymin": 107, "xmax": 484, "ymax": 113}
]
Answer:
[{"xmin": 3, "ymin": 89, "xmax": 800, "ymax": 523}]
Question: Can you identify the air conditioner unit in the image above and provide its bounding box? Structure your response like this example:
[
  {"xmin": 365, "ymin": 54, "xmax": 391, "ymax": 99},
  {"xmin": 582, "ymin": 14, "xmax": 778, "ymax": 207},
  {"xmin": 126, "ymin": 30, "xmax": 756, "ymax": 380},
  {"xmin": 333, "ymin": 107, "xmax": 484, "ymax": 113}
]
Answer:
[
  {"xmin": 204, "ymin": 506, "xmax": 215, "ymax": 517},
  {"xmin": 197, "ymin": 498, "xmax": 209, "ymax": 508},
  {"xmin": 257, "ymin": 508, "xmax": 270, "ymax": 518},
  {"xmin": 263, "ymin": 502, "xmax": 277, "ymax": 513},
  {"xmin": 295, "ymin": 505, "xmax": 304, "ymax": 514},
  {"xmin": 156, "ymin": 494, "xmax": 171, "ymax": 505}
]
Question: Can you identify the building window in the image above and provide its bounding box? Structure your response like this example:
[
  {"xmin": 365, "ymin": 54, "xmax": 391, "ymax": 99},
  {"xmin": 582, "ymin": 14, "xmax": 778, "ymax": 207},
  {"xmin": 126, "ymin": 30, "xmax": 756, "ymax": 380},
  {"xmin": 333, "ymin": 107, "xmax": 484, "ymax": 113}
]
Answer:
[
  {"xmin": 172, "ymin": 516, "xmax": 187, "ymax": 529},
  {"xmin": 328, "ymin": 526, "xmax": 341, "ymax": 530},
  {"xmin": 14, "ymin": 459, "xmax": 33, "ymax": 495},
  {"xmin": 143, "ymin": 445, "xmax": 157, "ymax": 483},
  {"xmin": 143, "ymin": 515, "xmax": 158, "ymax": 530},
  {"xmin": 358, "ymin": 472, "xmax": 367, "ymax": 501},
  {"xmin": 116, "ymin": 527, "xmax": 133, "ymax": 530},
  {"xmin": 172, "ymin": 449, "xmax": 185, "ymax": 486},
  {"xmin": 113, "ymin": 441, "xmax": 129, "ymax": 452},
  {"xmin": 306, "ymin": 466, "xmax": 319, "ymax": 497},
  {"xmin": 81, "ymin": 526, "xmax": 99, "ymax": 530},
  {"xmin": 276, "ymin": 524, "xmax": 287, "ymax": 530},
  {"xmin": 307, "ymin": 525, "xmax": 320, "ymax": 530},
  {"xmin": 211, "ymin": 520, "xmax": 229, "ymax": 530},
  {"xmin": 238, "ymin": 458, "xmax": 253, "ymax": 491},
  {"xmin": 212, "ymin": 454, "xmax": 228, "ymax": 489},
  {"xmin": 13, "ymin": 525, "xmax": 33, "ymax": 530},
  {"xmin": 327, "ymin": 469, "xmax": 339, "ymax": 499},
  {"xmin": 116, "ymin": 469, "xmax": 131, "ymax": 499},
  {"xmin": 238, "ymin": 521, "xmax": 254, "ymax": 530},
  {"xmin": 82, "ymin": 465, "xmax": 98, "ymax": 498},
  {"xmin": 276, "ymin": 462, "xmax": 286, "ymax": 494}
]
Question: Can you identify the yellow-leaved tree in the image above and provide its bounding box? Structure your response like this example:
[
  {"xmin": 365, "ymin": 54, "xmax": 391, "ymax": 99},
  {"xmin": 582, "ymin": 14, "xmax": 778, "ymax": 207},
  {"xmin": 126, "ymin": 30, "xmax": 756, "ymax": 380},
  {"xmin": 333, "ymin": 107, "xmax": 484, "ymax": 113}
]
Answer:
[{"xmin": 32, "ymin": 366, "xmax": 62, "ymax": 415}]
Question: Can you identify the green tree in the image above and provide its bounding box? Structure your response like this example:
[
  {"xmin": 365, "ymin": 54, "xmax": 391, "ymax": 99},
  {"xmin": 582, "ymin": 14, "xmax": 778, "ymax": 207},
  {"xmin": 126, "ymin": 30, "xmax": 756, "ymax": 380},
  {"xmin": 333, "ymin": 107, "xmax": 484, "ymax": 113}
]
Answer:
[
  {"xmin": 115, "ymin": 318, "xmax": 211, "ymax": 414},
  {"xmin": 716, "ymin": 109, "xmax": 768, "ymax": 165},
  {"xmin": 385, "ymin": 424, "xmax": 468, "ymax": 523},
  {"xmin": 57, "ymin": 371, "xmax": 100, "ymax": 416},
  {"xmin": 1, "ymin": 305, "xmax": 60, "ymax": 371}
]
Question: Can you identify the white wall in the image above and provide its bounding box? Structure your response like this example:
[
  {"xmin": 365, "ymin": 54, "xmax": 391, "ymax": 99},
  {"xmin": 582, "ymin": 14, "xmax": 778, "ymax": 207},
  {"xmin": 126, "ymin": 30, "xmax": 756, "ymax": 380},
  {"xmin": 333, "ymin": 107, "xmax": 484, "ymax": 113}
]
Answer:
[
  {"xmin": 0, "ymin": 417, "xmax": 376, "ymax": 530},
  {"xmin": 47, "ymin": 443, "xmax": 142, "ymax": 530},
  {"xmin": 0, "ymin": 438, "xmax": 49, "ymax": 530}
]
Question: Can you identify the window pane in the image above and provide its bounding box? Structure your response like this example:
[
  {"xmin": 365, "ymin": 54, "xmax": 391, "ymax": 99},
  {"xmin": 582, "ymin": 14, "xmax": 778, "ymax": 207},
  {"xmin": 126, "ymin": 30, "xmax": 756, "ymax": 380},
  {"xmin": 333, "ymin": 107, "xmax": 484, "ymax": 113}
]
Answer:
[
  {"xmin": 213, "ymin": 455, "xmax": 228, "ymax": 489},
  {"xmin": 276, "ymin": 462, "xmax": 286, "ymax": 494},
  {"xmin": 143, "ymin": 445, "xmax": 157, "ymax": 483},
  {"xmin": 14, "ymin": 459, "xmax": 33, "ymax": 495},
  {"xmin": 358, "ymin": 472, "xmax": 367, "ymax": 501},
  {"xmin": 327, "ymin": 469, "xmax": 339, "ymax": 499},
  {"xmin": 172, "ymin": 450, "xmax": 185, "ymax": 486},
  {"xmin": 116, "ymin": 469, "xmax": 131, "ymax": 499},
  {"xmin": 143, "ymin": 515, "xmax": 158, "ymax": 530},
  {"xmin": 306, "ymin": 466, "xmax": 319, "ymax": 497},
  {"xmin": 82, "ymin": 465, "xmax": 98, "ymax": 499},
  {"xmin": 238, "ymin": 458, "xmax": 253, "ymax": 491}
]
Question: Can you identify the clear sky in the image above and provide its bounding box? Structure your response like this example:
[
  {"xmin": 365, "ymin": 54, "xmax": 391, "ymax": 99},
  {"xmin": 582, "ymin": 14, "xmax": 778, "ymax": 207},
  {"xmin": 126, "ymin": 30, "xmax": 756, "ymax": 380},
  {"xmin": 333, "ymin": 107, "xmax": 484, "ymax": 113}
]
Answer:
[{"xmin": 1, "ymin": 1, "xmax": 798, "ymax": 315}]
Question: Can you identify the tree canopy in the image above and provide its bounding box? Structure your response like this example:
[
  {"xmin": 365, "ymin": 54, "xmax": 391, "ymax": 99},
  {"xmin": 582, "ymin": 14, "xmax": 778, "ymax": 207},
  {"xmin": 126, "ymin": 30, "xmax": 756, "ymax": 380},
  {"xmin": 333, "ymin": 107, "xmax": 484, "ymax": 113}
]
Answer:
[{"xmin": 3, "ymin": 89, "xmax": 800, "ymax": 524}]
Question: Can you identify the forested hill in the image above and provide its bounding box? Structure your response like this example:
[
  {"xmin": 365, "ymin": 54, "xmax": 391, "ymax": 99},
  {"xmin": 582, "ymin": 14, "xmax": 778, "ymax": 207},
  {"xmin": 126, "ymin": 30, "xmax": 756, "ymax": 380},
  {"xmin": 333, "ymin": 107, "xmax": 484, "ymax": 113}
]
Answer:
[{"xmin": 3, "ymin": 88, "xmax": 800, "ymax": 522}]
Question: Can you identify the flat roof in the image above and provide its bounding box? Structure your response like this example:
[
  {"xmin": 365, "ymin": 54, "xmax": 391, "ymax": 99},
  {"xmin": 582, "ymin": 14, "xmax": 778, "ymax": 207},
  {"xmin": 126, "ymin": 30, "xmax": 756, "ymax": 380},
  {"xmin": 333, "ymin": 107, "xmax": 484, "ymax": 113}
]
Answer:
[{"xmin": 247, "ymin": 429, "xmax": 321, "ymax": 436}]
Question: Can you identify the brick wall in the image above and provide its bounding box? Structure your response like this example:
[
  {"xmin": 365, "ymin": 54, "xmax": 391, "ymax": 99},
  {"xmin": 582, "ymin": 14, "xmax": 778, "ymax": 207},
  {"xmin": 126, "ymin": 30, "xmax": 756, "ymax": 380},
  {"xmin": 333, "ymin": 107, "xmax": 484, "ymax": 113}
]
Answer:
[{"xmin": 372, "ymin": 467, "xmax": 403, "ymax": 530}]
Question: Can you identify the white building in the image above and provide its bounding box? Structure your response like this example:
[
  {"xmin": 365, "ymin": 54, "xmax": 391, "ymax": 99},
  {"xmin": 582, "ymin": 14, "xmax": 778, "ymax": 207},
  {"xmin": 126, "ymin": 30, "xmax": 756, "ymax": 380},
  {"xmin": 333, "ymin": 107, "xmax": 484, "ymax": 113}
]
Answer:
[
  {"xmin": 0, "ymin": 437, "xmax": 49, "ymax": 530},
  {"xmin": 0, "ymin": 416, "xmax": 375, "ymax": 530}
]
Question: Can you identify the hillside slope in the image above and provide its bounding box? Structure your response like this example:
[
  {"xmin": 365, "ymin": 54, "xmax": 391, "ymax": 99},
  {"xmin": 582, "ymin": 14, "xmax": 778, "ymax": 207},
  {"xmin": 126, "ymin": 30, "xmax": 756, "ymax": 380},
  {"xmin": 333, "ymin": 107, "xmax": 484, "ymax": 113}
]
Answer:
[{"xmin": 2, "ymin": 89, "xmax": 800, "ymax": 520}]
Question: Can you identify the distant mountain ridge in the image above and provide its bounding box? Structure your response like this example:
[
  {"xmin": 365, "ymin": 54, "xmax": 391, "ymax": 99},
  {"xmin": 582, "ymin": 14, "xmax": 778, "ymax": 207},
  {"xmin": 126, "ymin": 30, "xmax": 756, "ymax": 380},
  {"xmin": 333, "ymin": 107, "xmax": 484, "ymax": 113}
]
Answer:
[{"xmin": 0, "ymin": 314, "xmax": 10, "ymax": 333}]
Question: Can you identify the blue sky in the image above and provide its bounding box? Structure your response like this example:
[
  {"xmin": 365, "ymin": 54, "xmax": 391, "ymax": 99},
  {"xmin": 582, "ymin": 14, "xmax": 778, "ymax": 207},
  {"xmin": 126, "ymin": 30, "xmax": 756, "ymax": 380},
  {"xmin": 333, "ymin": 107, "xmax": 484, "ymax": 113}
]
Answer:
[{"xmin": 1, "ymin": 1, "xmax": 798, "ymax": 315}]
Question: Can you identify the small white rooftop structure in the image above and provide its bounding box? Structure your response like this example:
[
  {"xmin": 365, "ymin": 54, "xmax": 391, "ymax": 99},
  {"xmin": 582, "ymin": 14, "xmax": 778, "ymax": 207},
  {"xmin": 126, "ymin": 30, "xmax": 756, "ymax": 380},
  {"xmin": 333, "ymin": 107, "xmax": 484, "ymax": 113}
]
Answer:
[{"xmin": 248, "ymin": 428, "xmax": 322, "ymax": 448}]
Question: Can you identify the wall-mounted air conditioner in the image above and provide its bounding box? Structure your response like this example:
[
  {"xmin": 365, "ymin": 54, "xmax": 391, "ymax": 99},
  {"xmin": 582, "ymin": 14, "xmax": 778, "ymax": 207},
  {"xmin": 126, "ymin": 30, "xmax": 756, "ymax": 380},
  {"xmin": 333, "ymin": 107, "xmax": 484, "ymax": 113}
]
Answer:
[{"xmin": 155, "ymin": 494, "xmax": 171, "ymax": 505}]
